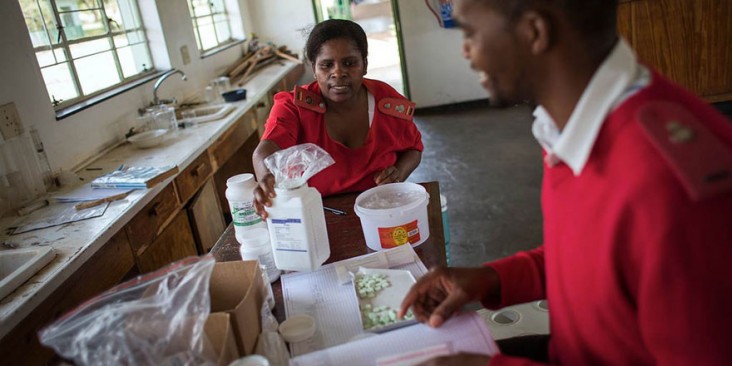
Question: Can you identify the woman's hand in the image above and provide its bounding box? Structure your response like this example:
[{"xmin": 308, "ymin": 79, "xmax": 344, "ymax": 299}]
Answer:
[
  {"xmin": 253, "ymin": 173, "xmax": 277, "ymax": 219},
  {"xmin": 398, "ymin": 266, "xmax": 501, "ymax": 328},
  {"xmin": 374, "ymin": 166, "xmax": 401, "ymax": 185}
]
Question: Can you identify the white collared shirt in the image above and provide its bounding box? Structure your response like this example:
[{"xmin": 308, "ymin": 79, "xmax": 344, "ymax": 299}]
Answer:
[{"xmin": 532, "ymin": 38, "xmax": 650, "ymax": 175}]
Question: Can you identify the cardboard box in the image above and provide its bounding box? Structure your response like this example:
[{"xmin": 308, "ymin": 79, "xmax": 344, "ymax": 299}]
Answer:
[
  {"xmin": 204, "ymin": 313, "xmax": 240, "ymax": 366},
  {"xmin": 209, "ymin": 260, "xmax": 265, "ymax": 356}
]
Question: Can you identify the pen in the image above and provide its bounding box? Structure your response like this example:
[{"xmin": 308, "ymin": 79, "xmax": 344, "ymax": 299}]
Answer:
[{"xmin": 323, "ymin": 206, "xmax": 347, "ymax": 215}]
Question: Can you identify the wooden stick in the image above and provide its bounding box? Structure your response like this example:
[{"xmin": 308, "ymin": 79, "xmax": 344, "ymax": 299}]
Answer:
[
  {"xmin": 227, "ymin": 52, "xmax": 257, "ymax": 78},
  {"xmin": 274, "ymin": 49, "xmax": 302, "ymax": 64}
]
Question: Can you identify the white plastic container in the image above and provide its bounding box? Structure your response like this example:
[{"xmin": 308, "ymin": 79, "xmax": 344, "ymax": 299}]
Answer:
[
  {"xmin": 226, "ymin": 174, "xmax": 267, "ymax": 241},
  {"xmin": 238, "ymin": 228, "xmax": 281, "ymax": 282},
  {"xmin": 265, "ymin": 184, "xmax": 330, "ymax": 271},
  {"xmin": 354, "ymin": 182, "xmax": 430, "ymax": 251}
]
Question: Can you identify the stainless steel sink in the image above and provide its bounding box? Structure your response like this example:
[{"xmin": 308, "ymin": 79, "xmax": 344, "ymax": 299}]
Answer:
[
  {"xmin": 179, "ymin": 104, "xmax": 235, "ymax": 124},
  {"xmin": 0, "ymin": 247, "xmax": 56, "ymax": 300}
]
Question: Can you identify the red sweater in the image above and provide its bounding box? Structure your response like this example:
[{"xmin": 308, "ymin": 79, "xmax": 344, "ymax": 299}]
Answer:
[
  {"xmin": 263, "ymin": 79, "xmax": 423, "ymax": 197},
  {"xmin": 487, "ymin": 73, "xmax": 732, "ymax": 365}
]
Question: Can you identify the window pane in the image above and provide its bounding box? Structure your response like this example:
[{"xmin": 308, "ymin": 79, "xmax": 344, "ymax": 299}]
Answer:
[
  {"xmin": 60, "ymin": 9, "xmax": 108, "ymax": 41},
  {"xmin": 117, "ymin": 43, "xmax": 151, "ymax": 78},
  {"xmin": 198, "ymin": 21, "xmax": 218, "ymax": 50},
  {"xmin": 68, "ymin": 0, "xmax": 102, "ymax": 11},
  {"xmin": 35, "ymin": 47, "xmax": 68, "ymax": 68},
  {"xmin": 191, "ymin": 0, "xmax": 212, "ymax": 16},
  {"xmin": 104, "ymin": 0, "xmax": 142, "ymax": 31},
  {"xmin": 210, "ymin": 0, "xmax": 226, "ymax": 13},
  {"xmin": 214, "ymin": 22, "xmax": 231, "ymax": 44},
  {"xmin": 113, "ymin": 33, "xmax": 128, "ymax": 48},
  {"xmin": 213, "ymin": 13, "xmax": 228, "ymax": 23},
  {"xmin": 69, "ymin": 38, "xmax": 112, "ymax": 58},
  {"xmin": 41, "ymin": 62, "xmax": 78, "ymax": 102},
  {"xmin": 127, "ymin": 30, "xmax": 145, "ymax": 44},
  {"xmin": 19, "ymin": 0, "xmax": 59, "ymax": 47},
  {"xmin": 75, "ymin": 51, "xmax": 120, "ymax": 94}
]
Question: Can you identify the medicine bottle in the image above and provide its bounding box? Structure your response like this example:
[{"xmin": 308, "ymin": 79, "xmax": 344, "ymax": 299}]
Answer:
[
  {"xmin": 238, "ymin": 228, "xmax": 281, "ymax": 283},
  {"xmin": 226, "ymin": 174, "xmax": 267, "ymax": 240},
  {"xmin": 266, "ymin": 183, "xmax": 330, "ymax": 272}
]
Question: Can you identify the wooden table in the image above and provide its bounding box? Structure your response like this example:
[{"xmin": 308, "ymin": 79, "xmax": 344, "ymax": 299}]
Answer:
[{"xmin": 210, "ymin": 181, "xmax": 446, "ymax": 322}]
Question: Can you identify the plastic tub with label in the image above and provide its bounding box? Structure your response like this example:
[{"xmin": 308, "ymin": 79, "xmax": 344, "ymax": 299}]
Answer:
[{"xmin": 354, "ymin": 182, "xmax": 430, "ymax": 251}]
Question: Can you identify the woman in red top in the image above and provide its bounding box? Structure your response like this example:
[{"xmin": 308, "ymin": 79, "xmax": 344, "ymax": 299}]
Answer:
[{"xmin": 253, "ymin": 19, "xmax": 423, "ymax": 217}]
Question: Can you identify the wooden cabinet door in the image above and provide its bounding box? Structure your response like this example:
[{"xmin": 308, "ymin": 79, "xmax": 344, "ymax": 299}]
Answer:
[
  {"xmin": 125, "ymin": 183, "xmax": 180, "ymax": 256},
  {"xmin": 618, "ymin": 0, "xmax": 732, "ymax": 102},
  {"xmin": 136, "ymin": 210, "xmax": 198, "ymax": 273},
  {"xmin": 188, "ymin": 178, "xmax": 226, "ymax": 254},
  {"xmin": 0, "ymin": 230, "xmax": 135, "ymax": 365}
]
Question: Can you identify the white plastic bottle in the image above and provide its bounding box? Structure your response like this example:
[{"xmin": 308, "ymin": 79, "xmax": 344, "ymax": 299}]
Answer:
[
  {"xmin": 266, "ymin": 183, "xmax": 330, "ymax": 271},
  {"xmin": 226, "ymin": 174, "xmax": 267, "ymax": 241},
  {"xmin": 238, "ymin": 228, "xmax": 281, "ymax": 282}
]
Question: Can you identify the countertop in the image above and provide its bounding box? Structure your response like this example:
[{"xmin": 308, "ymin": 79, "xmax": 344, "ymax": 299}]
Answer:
[{"xmin": 0, "ymin": 61, "xmax": 299, "ymax": 339}]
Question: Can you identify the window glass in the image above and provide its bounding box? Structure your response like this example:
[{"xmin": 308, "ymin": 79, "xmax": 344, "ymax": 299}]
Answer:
[
  {"xmin": 19, "ymin": 0, "xmax": 154, "ymax": 107},
  {"xmin": 187, "ymin": 0, "xmax": 238, "ymax": 52}
]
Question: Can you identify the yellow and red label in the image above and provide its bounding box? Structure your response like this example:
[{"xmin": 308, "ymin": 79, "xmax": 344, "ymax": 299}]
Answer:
[{"xmin": 378, "ymin": 220, "xmax": 420, "ymax": 248}]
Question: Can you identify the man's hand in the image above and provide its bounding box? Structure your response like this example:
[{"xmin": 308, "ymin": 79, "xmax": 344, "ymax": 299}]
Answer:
[
  {"xmin": 253, "ymin": 173, "xmax": 276, "ymax": 219},
  {"xmin": 417, "ymin": 353, "xmax": 491, "ymax": 366},
  {"xmin": 374, "ymin": 166, "xmax": 401, "ymax": 185},
  {"xmin": 398, "ymin": 266, "xmax": 500, "ymax": 328}
]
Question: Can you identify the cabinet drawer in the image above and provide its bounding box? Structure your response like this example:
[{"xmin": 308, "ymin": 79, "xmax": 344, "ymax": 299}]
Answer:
[
  {"xmin": 209, "ymin": 110, "xmax": 257, "ymax": 169},
  {"xmin": 136, "ymin": 210, "xmax": 198, "ymax": 273},
  {"xmin": 125, "ymin": 183, "xmax": 179, "ymax": 255},
  {"xmin": 175, "ymin": 151, "xmax": 213, "ymax": 203}
]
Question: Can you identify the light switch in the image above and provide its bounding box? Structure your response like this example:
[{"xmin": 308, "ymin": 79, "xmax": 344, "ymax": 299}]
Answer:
[{"xmin": 180, "ymin": 45, "xmax": 191, "ymax": 65}]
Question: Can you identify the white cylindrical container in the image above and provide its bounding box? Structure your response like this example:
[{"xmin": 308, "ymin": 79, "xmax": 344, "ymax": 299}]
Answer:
[
  {"xmin": 226, "ymin": 174, "xmax": 267, "ymax": 240},
  {"xmin": 266, "ymin": 184, "xmax": 330, "ymax": 271},
  {"xmin": 354, "ymin": 182, "xmax": 430, "ymax": 251},
  {"xmin": 238, "ymin": 228, "xmax": 281, "ymax": 282}
]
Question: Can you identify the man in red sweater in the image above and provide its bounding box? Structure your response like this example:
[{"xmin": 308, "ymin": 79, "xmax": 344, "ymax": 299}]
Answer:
[{"xmin": 399, "ymin": 0, "xmax": 732, "ymax": 365}]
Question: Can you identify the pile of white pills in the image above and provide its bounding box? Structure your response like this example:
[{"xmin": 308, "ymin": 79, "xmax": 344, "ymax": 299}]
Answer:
[
  {"xmin": 355, "ymin": 273, "xmax": 391, "ymax": 299},
  {"xmin": 355, "ymin": 273, "xmax": 415, "ymax": 330}
]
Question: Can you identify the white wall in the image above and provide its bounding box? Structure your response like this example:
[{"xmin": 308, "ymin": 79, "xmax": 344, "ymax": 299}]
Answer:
[
  {"xmin": 246, "ymin": 0, "xmax": 317, "ymax": 61},
  {"xmin": 397, "ymin": 0, "xmax": 487, "ymax": 107},
  {"xmin": 0, "ymin": 0, "xmax": 253, "ymax": 174}
]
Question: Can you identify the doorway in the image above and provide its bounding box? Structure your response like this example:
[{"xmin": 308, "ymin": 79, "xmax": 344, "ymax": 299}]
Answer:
[{"xmin": 312, "ymin": 0, "xmax": 410, "ymax": 98}]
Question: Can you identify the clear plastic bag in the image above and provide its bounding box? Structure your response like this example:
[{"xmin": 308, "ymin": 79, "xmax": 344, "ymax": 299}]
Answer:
[
  {"xmin": 264, "ymin": 143, "xmax": 335, "ymax": 189},
  {"xmin": 254, "ymin": 300, "xmax": 290, "ymax": 366},
  {"xmin": 39, "ymin": 256, "xmax": 217, "ymax": 366}
]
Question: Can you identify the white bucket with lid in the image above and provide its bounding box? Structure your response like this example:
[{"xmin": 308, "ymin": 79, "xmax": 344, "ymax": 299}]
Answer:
[{"xmin": 354, "ymin": 182, "xmax": 430, "ymax": 251}]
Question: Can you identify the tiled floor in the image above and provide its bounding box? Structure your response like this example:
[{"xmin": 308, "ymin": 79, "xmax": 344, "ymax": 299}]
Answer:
[{"xmin": 408, "ymin": 102, "xmax": 544, "ymax": 267}]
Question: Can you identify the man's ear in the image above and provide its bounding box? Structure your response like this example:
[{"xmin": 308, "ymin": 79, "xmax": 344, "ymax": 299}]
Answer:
[
  {"xmin": 363, "ymin": 58, "xmax": 368, "ymax": 75},
  {"xmin": 518, "ymin": 10, "xmax": 551, "ymax": 55}
]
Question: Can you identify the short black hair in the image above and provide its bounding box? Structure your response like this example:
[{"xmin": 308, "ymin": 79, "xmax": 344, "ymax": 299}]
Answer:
[
  {"xmin": 483, "ymin": 0, "xmax": 618, "ymax": 40},
  {"xmin": 305, "ymin": 19, "xmax": 369, "ymax": 64}
]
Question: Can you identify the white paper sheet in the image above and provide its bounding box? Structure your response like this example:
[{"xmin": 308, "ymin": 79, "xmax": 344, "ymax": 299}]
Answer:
[
  {"xmin": 281, "ymin": 246, "xmax": 428, "ymax": 356},
  {"xmin": 290, "ymin": 312, "xmax": 500, "ymax": 366}
]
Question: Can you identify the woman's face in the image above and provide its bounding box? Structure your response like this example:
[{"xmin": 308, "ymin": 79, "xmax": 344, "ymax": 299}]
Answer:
[{"xmin": 312, "ymin": 38, "xmax": 367, "ymax": 104}]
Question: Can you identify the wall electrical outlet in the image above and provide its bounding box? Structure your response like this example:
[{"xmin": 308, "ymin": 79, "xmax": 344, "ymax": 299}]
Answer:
[{"xmin": 0, "ymin": 102, "xmax": 24, "ymax": 140}]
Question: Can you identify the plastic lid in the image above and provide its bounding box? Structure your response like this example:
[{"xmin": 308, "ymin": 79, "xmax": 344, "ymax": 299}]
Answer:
[
  {"xmin": 237, "ymin": 228, "xmax": 270, "ymax": 247},
  {"xmin": 227, "ymin": 173, "xmax": 255, "ymax": 187},
  {"xmin": 278, "ymin": 314, "xmax": 316, "ymax": 343},
  {"xmin": 228, "ymin": 355, "xmax": 270, "ymax": 366}
]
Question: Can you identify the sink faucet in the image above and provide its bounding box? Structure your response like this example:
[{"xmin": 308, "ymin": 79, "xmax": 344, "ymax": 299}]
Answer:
[{"xmin": 153, "ymin": 69, "xmax": 187, "ymax": 106}]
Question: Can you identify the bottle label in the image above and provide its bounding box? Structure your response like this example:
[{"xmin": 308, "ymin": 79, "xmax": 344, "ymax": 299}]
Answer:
[
  {"xmin": 378, "ymin": 220, "xmax": 420, "ymax": 249},
  {"xmin": 270, "ymin": 218, "xmax": 307, "ymax": 251},
  {"xmin": 231, "ymin": 201, "xmax": 262, "ymax": 227}
]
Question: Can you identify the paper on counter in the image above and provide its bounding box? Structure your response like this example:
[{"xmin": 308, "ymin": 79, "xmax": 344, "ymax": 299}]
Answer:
[
  {"xmin": 51, "ymin": 183, "xmax": 133, "ymax": 203},
  {"xmin": 281, "ymin": 247, "xmax": 428, "ymax": 357},
  {"xmin": 290, "ymin": 312, "xmax": 499, "ymax": 366}
]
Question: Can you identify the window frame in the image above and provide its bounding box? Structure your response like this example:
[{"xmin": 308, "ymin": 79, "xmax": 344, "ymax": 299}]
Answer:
[
  {"xmin": 23, "ymin": 0, "xmax": 156, "ymax": 110},
  {"xmin": 188, "ymin": 0, "xmax": 236, "ymax": 55}
]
